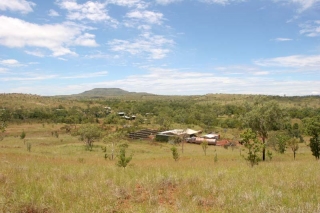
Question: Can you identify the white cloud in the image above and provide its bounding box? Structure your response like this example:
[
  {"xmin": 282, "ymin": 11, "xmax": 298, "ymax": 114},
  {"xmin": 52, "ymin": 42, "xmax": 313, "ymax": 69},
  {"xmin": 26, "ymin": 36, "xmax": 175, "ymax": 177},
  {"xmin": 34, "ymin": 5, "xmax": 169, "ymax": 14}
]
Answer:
[
  {"xmin": 0, "ymin": 59, "xmax": 22, "ymax": 66},
  {"xmin": 199, "ymin": 0, "xmax": 246, "ymax": 5},
  {"xmin": 156, "ymin": 0, "xmax": 182, "ymax": 5},
  {"xmin": 300, "ymin": 21, "xmax": 320, "ymax": 37},
  {"xmin": 274, "ymin": 38, "xmax": 293, "ymax": 41},
  {"xmin": 1, "ymin": 74, "xmax": 57, "ymax": 82},
  {"xmin": 84, "ymin": 51, "xmax": 113, "ymax": 59},
  {"xmin": 254, "ymin": 55, "xmax": 320, "ymax": 68},
  {"xmin": 61, "ymin": 71, "xmax": 109, "ymax": 79},
  {"xmin": 274, "ymin": 0, "xmax": 320, "ymax": 12},
  {"xmin": 73, "ymin": 33, "xmax": 98, "ymax": 47},
  {"xmin": 126, "ymin": 10, "xmax": 164, "ymax": 25},
  {"xmin": 25, "ymin": 50, "xmax": 45, "ymax": 57},
  {"xmin": 253, "ymin": 71, "xmax": 270, "ymax": 75},
  {"xmin": 1, "ymin": 67, "xmax": 318, "ymax": 96},
  {"xmin": 53, "ymin": 68, "xmax": 319, "ymax": 96},
  {"xmin": 214, "ymin": 65, "xmax": 270, "ymax": 75},
  {"xmin": 0, "ymin": 0, "xmax": 35, "ymax": 14},
  {"xmin": 0, "ymin": 68, "xmax": 8, "ymax": 73},
  {"xmin": 0, "ymin": 16, "xmax": 98, "ymax": 57},
  {"xmin": 107, "ymin": 0, "xmax": 148, "ymax": 9},
  {"xmin": 137, "ymin": 25, "xmax": 152, "ymax": 30},
  {"xmin": 48, "ymin": 9, "xmax": 59, "ymax": 17},
  {"xmin": 108, "ymin": 33, "xmax": 174, "ymax": 59},
  {"xmin": 57, "ymin": 0, "xmax": 118, "ymax": 25}
]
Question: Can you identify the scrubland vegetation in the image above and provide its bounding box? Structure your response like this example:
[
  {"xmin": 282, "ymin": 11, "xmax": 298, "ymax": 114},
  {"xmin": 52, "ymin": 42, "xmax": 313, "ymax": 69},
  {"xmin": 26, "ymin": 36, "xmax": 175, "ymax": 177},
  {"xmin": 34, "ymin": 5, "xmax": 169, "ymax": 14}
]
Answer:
[{"xmin": 1, "ymin": 92, "xmax": 320, "ymax": 212}]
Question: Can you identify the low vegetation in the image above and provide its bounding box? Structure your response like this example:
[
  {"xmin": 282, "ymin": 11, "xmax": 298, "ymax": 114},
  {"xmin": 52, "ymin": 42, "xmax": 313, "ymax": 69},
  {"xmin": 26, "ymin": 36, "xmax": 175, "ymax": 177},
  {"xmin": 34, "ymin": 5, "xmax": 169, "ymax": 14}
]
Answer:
[{"xmin": 0, "ymin": 91, "xmax": 320, "ymax": 212}]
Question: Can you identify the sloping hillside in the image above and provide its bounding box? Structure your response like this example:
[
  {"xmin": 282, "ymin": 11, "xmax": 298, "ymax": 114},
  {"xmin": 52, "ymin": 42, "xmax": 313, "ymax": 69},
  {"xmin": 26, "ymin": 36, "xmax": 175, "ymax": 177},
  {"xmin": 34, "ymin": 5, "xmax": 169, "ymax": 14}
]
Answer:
[{"xmin": 73, "ymin": 88, "xmax": 154, "ymax": 97}]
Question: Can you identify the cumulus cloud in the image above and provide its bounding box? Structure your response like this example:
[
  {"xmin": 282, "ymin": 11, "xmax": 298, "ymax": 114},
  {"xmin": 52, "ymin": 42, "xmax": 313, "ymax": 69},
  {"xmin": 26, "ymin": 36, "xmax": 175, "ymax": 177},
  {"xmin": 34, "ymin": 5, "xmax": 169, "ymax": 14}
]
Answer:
[
  {"xmin": 0, "ymin": 59, "xmax": 23, "ymax": 66},
  {"xmin": 48, "ymin": 9, "xmax": 59, "ymax": 17},
  {"xmin": 274, "ymin": 38, "xmax": 293, "ymax": 41},
  {"xmin": 0, "ymin": 68, "xmax": 8, "ymax": 73},
  {"xmin": 73, "ymin": 33, "xmax": 98, "ymax": 47},
  {"xmin": 254, "ymin": 55, "xmax": 320, "ymax": 68},
  {"xmin": 1, "ymin": 74, "xmax": 57, "ymax": 82},
  {"xmin": 57, "ymin": 0, "xmax": 118, "ymax": 25},
  {"xmin": 300, "ymin": 20, "xmax": 320, "ymax": 37},
  {"xmin": 156, "ymin": 0, "xmax": 182, "ymax": 5},
  {"xmin": 1, "ymin": 66, "xmax": 318, "ymax": 96},
  {"xmin": 53, "ymin": 68, "xmax": 319, "ymax": 96},
  {"xmin": 214, "ymin": 65, "xmax": 270, "ymax": 76},
  {"xmin": 274, "ymin": 0, "xmax": 320, "ymax": 12},
  {"xmin": 108, "ymin": 33, "xmax": 174, "ymax": 59},
  {"xmin": 25, "ymin": 50, "xmax": 46, "ymax": 57},
  {"xmin": 107, "ymin": 0, "xmax": 148, "ymax": 9},
  {"xmin": 0, "ymin": 16, "xmax": 98, "ymax": 57},
  {"xmin": 199, "ymin": 0, "xmax": 246, "ymax": 5},
  {"xmin": 0, "ymin": 0, "xmax": 35, "ymax": 14},
  {"xmin": 125, "ymin": 10, "xmax": 164, "ymax": 25},
  {"xmin": 61, "ymin": 71, "xmax": 109, "ymax": 79}
]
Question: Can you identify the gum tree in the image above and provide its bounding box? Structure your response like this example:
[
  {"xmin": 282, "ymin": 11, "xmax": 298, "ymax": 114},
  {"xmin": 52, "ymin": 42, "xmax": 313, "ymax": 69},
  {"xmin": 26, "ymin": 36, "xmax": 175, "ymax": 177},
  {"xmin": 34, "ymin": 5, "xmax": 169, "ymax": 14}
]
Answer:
[
  {"xmin": 0, "ymin": 109, "xmax": 9, "ymax": 140},
  {"xmin": 287, "ymin": 138, "xmax": 299, "ymax": 160},
  {"xmin": 240, "ymin": 128, "xmax": 263, "ymax": 167},
  {"xmin": 243, "ymin": 101, "xmax": 285, "ymax": 161},
  {"xmin": 304, "ymin": 116, "xmax": 320, "ymax": 160},
  {"xmin": 103, "ymin": 131, "xmax": 124, "ymax": 160},
  {"xmin": 78, "ymin": 124, "xmax": 102, "ymax": 151}
]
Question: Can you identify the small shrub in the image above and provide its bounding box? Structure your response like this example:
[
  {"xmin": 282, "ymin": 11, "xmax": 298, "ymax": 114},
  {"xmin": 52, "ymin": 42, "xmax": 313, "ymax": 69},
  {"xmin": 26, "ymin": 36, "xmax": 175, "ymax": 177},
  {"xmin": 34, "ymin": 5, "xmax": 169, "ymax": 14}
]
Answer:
[
  {"xmin": 213, "ymin": 150, "xmax": 218, "ymax": 163},
  {"xmin": 20, "ymin": 130, "xmax": 26, "ymax": 140},
  {"xmin": 240, "ymin": 129, "xmax": 263, "ymax": 167},
  {"xmin": 27, "ymin": 142, "xmax": 31, "ymax": 152},
  {"xmin": 267, "ymin": 150, "xmax": 273, "ymax": 161},
  {"xmin": 117, "ymin": 144, "xmax": 133, "ymax": 169},
  {"xmin": 201, "ymin": 140, "xmax": 208, "ymax": 155},
  {"xmin": 171, "ymin": 146, "xmax": 179, "ymax": 161},
  {"xmin": 78, "ymin": 158, "xmax": 85, "ymax": 163}
]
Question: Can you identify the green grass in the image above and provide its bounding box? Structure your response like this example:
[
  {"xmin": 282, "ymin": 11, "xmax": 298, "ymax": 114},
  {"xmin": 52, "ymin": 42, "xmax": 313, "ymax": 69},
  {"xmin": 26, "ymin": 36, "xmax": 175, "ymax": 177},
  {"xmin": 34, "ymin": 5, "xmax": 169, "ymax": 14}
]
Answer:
[{"xmin": 1, "ymin": 124, "xmax": 320, "ymax": 212}]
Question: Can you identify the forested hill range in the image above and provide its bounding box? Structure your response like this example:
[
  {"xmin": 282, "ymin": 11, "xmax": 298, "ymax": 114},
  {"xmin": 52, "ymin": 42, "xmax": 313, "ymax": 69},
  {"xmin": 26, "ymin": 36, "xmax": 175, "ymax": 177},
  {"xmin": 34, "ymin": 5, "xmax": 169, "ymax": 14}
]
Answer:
[
  {"xmin": 0, "ymin": 89, "xmax": 319, "ymax": 110},
  {"xmin": 0, "ymin": 91, "xmax": 319, "ymax": 131}
]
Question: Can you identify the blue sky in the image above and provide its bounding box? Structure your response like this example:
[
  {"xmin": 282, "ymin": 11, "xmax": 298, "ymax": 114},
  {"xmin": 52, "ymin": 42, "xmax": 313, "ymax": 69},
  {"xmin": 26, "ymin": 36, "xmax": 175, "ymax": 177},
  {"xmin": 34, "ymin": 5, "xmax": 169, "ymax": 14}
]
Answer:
[{"xmin": 0, "ymin": 0, "xmax": 319, "ymax": 96}]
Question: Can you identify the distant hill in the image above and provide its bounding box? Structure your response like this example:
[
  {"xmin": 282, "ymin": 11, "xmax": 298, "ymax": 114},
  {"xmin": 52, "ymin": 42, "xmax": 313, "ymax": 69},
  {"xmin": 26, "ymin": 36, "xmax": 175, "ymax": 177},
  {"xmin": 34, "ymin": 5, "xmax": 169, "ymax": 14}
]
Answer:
[{"xmin": 72, "ymin": 88, "xmax": 155, "ymax": 97}]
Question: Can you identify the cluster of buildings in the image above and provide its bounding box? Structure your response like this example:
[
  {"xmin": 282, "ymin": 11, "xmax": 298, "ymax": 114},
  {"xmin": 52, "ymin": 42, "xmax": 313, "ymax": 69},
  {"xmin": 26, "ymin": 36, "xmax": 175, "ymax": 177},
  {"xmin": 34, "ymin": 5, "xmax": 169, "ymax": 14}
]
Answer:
[{"xmin": 155, "ymin": 128, "xmax": 220, "ymax": 145}]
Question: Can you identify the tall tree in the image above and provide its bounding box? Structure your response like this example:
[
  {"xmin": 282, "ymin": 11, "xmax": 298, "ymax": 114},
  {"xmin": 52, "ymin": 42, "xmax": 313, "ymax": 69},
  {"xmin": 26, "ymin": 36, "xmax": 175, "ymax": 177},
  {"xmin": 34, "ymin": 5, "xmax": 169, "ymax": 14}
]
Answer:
[
  {"xmin": 287, "ymin": 138, "xmax": 299, "ymax": 160},
  {"xmin": 304, "ymin": 116, "xmax": 320, "ymax": 160},
  {"xmin": 0, "ymin": 109, "xmax": 9, "ymax": 140},
  {"xmin": 243, "ymin": 101, "xmax": 285, "ymax": 161}
]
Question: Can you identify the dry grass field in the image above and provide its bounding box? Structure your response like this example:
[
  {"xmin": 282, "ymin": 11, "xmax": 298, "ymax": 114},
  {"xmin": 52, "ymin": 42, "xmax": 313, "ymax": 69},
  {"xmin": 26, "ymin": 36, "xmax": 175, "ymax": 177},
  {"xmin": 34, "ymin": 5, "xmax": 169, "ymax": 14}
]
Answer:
[{"xmin": 1, "ymin": 123, "xmax": 320, "ymax": 213}]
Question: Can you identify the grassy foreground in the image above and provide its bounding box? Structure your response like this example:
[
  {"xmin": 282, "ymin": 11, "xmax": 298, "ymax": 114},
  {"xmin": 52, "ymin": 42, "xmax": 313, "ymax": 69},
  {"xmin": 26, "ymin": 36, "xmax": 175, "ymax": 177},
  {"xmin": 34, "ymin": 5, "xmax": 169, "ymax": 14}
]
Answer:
[{"xmin": 1, "ymin": 124, "xmax": 320, "ymax": 212}]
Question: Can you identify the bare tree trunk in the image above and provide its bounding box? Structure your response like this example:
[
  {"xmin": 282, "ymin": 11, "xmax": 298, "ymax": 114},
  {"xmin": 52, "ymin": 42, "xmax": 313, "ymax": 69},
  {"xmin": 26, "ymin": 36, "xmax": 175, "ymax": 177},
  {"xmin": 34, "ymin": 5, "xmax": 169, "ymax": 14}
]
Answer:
[{"xmin": 262, "ymin": 137, "xmax": 266, "ymax": 161}]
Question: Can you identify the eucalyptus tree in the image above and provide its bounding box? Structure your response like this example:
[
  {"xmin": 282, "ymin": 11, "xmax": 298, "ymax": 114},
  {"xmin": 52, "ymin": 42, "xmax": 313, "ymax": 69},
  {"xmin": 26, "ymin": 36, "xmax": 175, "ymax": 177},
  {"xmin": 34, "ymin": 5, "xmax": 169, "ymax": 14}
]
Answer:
[
  {"xmin": 287, "ymin": 138, "xmax": 299, "ymax": 160},
  {"xmin": 304, "ymin": 116, "xmax": 320, "ymax": 160},
  {"xmin": 103, "ymin": 131, "xmax": 125, "ymax": 160},
  {"xmin": 240, "ymin": 128, "xmax": 263, "ymax": 167},
  {"xmin": 78, "ymin": 124, "xmax": 102, "ymax": 151},
  {"xmin": 243, "ymin": 101, "xmax": 286, "ymax": 161},
  {"xmin": 0, "ymin": 109, "xmax": 9, "ymax": 140}
]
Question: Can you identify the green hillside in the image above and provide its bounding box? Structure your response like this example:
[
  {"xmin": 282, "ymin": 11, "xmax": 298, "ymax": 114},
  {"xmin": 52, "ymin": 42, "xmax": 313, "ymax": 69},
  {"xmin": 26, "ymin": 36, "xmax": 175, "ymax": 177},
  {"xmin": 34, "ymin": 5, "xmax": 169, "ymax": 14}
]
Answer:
[{"xmin": 72, "ymin": 88, "xmax": 155, "ymax": 97}]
